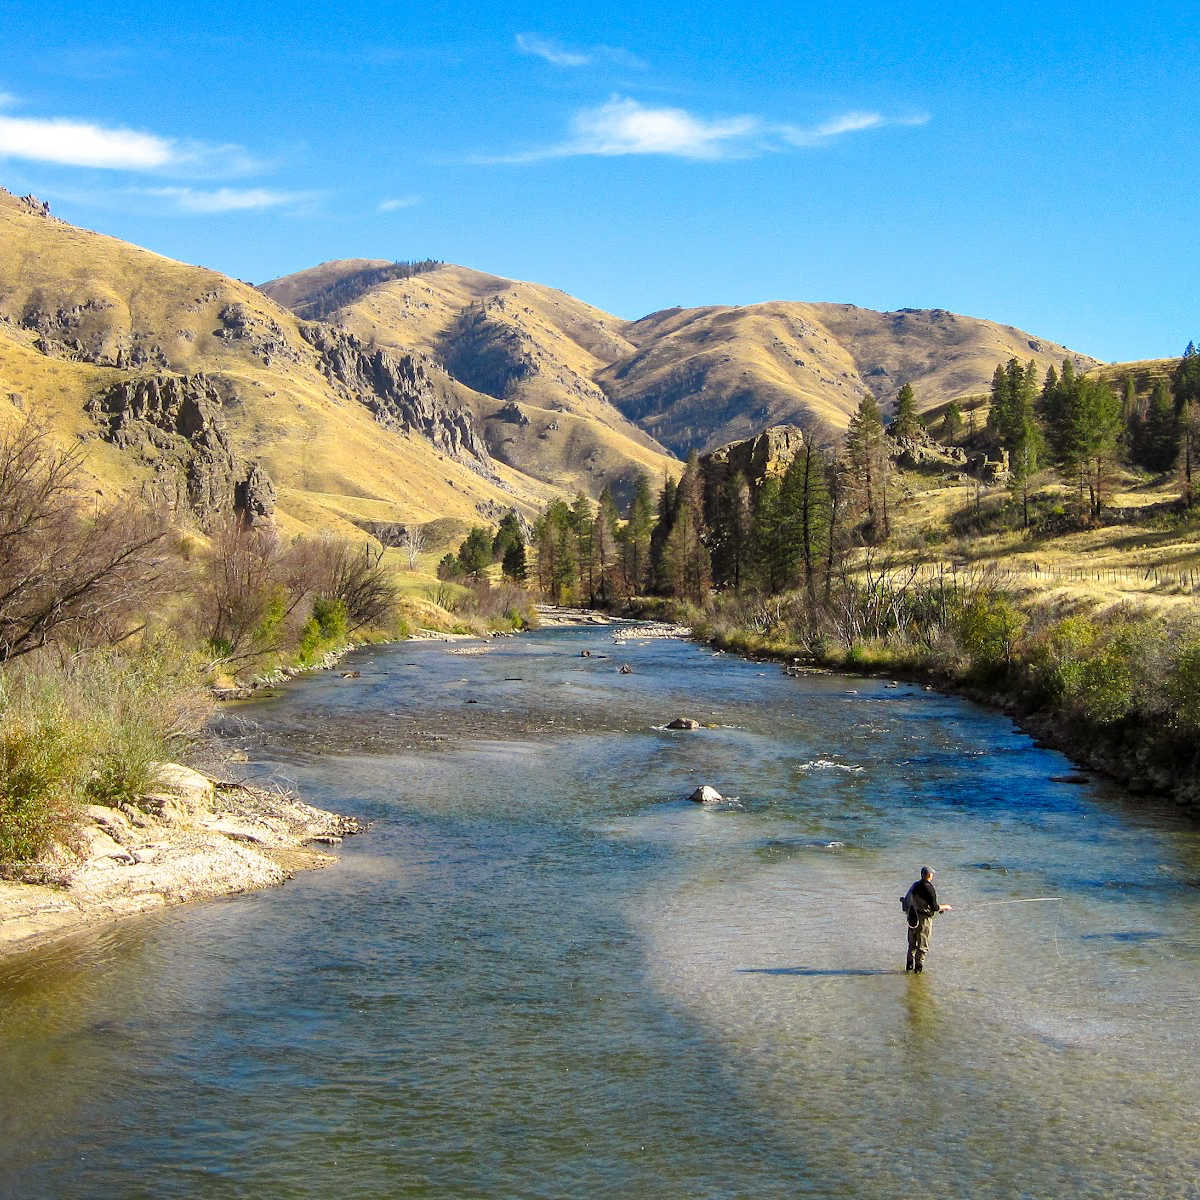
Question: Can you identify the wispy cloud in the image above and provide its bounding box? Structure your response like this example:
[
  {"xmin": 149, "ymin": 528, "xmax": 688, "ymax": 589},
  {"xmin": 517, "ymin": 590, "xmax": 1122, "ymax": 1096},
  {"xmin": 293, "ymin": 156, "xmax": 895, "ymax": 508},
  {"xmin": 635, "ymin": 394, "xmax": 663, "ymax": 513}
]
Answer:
[
  {"xmin": 0, "ymin": 105, "xmax": 265, "ymax": 176},
  {"xmin": 781, "ymin": 110, "xmax": 929, "ymax": 147},
  {"xmin": 139, "ymin": 185, "xmax": 319, "ymax": 214},
  {"xmin": 378, "ymin": 194, "xmax": 421, "ymax": 212},
  {"xmin": 478, "ymin": 96, "xmax": 929, "ymax": 164},
  {"xmin": 515, "ymin": 33, "xmax": 646, "ymax": 70}
]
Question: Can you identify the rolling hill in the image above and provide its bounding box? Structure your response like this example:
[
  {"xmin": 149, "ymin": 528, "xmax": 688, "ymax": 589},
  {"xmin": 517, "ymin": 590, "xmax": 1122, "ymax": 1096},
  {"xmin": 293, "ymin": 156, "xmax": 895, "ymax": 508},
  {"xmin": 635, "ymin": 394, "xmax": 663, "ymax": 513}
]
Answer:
[
  {"xmin": 0, "ymin": 190, "xmax": 560, "ymax": 543},
  {"xmin": 1, "ymin": 185, "xmax": 1112, "ymax": 551},
  {"xmin": 264, "ymin": 258, "xmax": 1102, "ymax": 461}
]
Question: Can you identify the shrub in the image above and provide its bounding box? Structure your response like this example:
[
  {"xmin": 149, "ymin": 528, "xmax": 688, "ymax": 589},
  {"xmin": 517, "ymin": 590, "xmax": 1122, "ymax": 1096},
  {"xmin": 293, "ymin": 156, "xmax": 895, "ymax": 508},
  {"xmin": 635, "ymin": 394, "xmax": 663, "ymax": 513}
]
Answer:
[{"xmin": 0, "ymin": 642, "xmax": 211, "ymax": 870}]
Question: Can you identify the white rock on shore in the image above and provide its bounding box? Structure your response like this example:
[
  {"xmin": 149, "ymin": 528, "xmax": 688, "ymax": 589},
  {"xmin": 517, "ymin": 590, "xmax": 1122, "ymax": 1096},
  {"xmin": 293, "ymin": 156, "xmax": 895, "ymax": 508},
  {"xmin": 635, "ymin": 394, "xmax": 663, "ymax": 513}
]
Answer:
[{"xmin": 0, "ymin": 762, "xmax": 360, "ymax": 960}]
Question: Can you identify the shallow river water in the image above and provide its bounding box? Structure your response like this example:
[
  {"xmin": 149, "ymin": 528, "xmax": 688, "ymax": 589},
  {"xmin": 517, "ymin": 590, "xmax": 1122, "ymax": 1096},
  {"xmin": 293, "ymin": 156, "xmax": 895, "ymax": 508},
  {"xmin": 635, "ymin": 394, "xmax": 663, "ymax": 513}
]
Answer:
[{"xmin": 2, "ymin": 627, "xmax": 1199, "ymax": 1199}]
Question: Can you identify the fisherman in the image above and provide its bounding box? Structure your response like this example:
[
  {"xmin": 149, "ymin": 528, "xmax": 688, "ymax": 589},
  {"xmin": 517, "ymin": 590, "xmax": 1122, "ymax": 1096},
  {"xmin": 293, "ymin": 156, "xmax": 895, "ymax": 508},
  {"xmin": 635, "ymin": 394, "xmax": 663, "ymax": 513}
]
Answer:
[{"xmin": 901, "ymin": 865, "xmax": 952, "ymax": 973}]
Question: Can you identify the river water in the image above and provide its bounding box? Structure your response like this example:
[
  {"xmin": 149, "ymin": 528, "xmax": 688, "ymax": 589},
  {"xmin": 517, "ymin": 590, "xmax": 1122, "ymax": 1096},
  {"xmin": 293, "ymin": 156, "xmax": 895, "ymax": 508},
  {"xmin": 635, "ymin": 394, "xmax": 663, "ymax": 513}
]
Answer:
[{"xmin": 1, "ymin": 626, "xmax": 1198, "ymax": 1199}]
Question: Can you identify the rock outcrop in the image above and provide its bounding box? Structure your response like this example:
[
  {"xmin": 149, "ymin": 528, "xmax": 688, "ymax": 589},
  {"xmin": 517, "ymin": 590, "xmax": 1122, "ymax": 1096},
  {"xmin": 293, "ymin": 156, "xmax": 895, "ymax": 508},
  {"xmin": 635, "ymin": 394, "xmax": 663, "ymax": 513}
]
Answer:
[
  {"xmin": 0, "ymin": 764, "xmax": 362, "ymax": 960},
  {"xmin": 699, "ymin": 425, "xmax": 806, "ymax": 496},
  {"xmin": 301, "ymin": 323, "xmax": 493, "ymax": 473},
  {"xmin": 86, "ymin": 373, "xmax": 275, "ymax": 523}
]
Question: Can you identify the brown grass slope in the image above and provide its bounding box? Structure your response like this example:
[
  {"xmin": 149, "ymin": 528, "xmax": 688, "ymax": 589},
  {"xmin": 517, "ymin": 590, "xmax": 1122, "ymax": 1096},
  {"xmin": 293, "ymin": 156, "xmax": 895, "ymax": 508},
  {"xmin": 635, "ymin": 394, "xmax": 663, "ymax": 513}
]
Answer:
[
  {"xmin": 0, "ymin": 192, "xmax": 554, "ymax": 538},
  {"xmin": 599, "ymin": 301, "xmax": 1102, "ymax": 456},
  {"xmin": 262, "ymin": 262, "xmax": 679, "ymax": 500}
]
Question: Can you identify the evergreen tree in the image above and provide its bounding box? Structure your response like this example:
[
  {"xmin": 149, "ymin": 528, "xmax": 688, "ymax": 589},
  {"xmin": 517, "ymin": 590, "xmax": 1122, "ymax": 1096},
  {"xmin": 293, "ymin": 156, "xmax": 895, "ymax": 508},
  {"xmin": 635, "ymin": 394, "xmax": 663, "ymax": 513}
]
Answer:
[
  {"xmin": 663, "ymin": 452, "xmax": 711, "ymax": 602},
  {"xmin": 941, "ymin": 401, "xmax": 963, "ymax": 443},
  {"xmin": 501, "ymin": 539, "xmax": 527, "ymax": 582},
  {"xmin": 620, "ymin": 474, "xmax": 654, "ymax": 595},
  {"xmin": 491, "ymin": 512, "xmax": 524, "ymax": 563},
  {"xmin": 569, "ymin": 493, "xmax": 596, "ymax": 603},
  {"xmin": 1180, "ymin": 400, "xmax": 1200, "ymax": 507},
  {"xmin": 648, "ymin": 473, "xmax": 678, "ymax": 593},
  {"xmin": 845, "ymin": 394, "xmax": 890, "ymax": 542},
  {"xmin": 533, "ymin": 500, "xmax": 577, "ymax": 603},
  {"xmin": 1172, "ymin": 345, "xmax": 1200, "ymax": 413},
  {"xmin": 891, "ymin": 383, "xmax": 921, "ymax": 440},
  {"xmin": 749, "ymin": 475, "xmax": 786, "ymax": 593},
  {"xmin": 457, "ymin": 526, "xmax": 494, "ymax": 580},
  {"xmin": 786, "ymin": 440, "xmax": 832, "ymax": 602},
  {"xmin": 708, "ymin": 469, "xmax": 753, "ymax": 590},
  {"xmin": 1142, "ymin": 381, "xmax": 1178, "ymax": 473},
  {"xmin": 592, "ymin": 487, "xmax": 621, "ymax": 606}
]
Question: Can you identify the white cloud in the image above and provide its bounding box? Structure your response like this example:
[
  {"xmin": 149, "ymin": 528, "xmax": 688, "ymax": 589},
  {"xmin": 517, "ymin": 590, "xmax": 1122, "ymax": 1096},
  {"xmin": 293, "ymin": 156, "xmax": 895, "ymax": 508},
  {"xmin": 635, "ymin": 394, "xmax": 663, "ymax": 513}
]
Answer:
[
  {"xmin": 516, "ymin": 33, "xmax": 591, "ymax": 67},
  {"xmin": 0, "ymin": 108, "xmax": 265, "ymax": 175},
  {"xmin": 0, "ymin": 113, "xmax": 176, "ymax": 169},
  {"xmin": 782, "ymin": 110, "xmax": 929, "ymax": 147},
  {"xmin": 480, "ymin": 96, "xmax": 929, "ymax": 164},
  {"xmin": 140, "ymin": 186, "xmax": 318, "ymax": 214},
  {"xmin": 515, "ymin": 33, "xmax": 646, "ymax": 70},
  {"xmin": 378, "ymin": 194, "xmax": 421, "ymax": 212}
]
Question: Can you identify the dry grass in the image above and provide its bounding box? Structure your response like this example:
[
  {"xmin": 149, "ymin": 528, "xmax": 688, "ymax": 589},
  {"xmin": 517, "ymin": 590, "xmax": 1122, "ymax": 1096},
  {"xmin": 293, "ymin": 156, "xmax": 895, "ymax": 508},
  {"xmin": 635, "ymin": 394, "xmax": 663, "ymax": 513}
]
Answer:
[{"xmin": 0, "ymin": 194, "xmax": 555, "ymax": 536}]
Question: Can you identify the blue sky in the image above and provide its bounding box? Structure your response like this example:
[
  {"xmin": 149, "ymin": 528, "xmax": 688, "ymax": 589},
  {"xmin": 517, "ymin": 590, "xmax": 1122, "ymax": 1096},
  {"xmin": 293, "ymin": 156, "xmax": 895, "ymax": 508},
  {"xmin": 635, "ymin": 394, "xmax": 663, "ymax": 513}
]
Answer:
[{"xmin": 1, "ymin": 1, "xmax": 1196, "ymax": 362}]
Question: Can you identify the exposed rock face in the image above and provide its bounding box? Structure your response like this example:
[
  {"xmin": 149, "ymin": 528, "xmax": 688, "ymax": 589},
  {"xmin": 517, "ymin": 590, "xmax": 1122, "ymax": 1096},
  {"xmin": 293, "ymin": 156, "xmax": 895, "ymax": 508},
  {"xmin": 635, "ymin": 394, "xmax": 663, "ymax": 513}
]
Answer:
[
  {"xmin": 889, "ymin": 428, "xmax": 968, "ymax": 472},
  {"xmin": 213, "ymin": 302, "xmax": 300, "ymax": 367},
  {"xmin": 301, "ymin": 323, "xmax": 493, "ymax": 473},
  {"xmin": 86, "ymin": 373, "xmax": 275, "ymax": 523},
  {"xmin": 699, "ymin": 425, "xmax": 806, "ymax": 492}
]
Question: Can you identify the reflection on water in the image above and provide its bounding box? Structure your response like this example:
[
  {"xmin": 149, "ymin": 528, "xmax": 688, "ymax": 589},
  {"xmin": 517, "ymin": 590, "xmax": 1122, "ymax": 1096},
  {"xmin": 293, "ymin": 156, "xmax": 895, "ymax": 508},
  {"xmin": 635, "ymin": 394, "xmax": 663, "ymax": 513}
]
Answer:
[{"xmin": 1, "ymin": 627, "xmax": 1198, "ymax": 1198}]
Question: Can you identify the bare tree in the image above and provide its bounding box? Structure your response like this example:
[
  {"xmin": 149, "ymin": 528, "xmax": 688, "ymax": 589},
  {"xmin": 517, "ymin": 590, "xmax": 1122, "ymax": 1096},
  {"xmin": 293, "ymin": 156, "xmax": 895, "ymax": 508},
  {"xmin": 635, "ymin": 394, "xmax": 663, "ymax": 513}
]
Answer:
[
  {"xmin": 398, "ymin": 524, "xmax": 426, "ymax": 570},
  {"xmin": 0, "ymin": 420, "xmax": 167, "ymax": 662}
]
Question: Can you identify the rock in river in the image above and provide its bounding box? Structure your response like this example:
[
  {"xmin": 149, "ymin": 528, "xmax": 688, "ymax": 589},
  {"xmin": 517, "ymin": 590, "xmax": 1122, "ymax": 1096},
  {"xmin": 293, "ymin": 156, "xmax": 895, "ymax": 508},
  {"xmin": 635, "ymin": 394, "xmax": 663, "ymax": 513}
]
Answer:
[
  {"xmin": 667, "ymin": 717, "xmax": 701, "ymax": 730},
  {"xmin": 689, "ymin": 785, "xmax": 724, "ymax": 805}
]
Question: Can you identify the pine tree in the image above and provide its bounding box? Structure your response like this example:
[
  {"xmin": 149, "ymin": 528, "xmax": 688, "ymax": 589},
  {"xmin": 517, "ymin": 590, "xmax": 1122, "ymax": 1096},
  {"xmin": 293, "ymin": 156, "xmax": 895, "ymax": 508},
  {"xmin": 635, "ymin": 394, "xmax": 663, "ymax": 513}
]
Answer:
[
  {"xmin": 709, "ymin": 470, "xmax": 753, "ymax": 590},
  {"xmin": 891, "ymin": 383, "xmax": 920, "ymax": 440},
  {"xmin": 620, "ymin": 474, "xmax": 654, "ymax": 595},
  {"xmin": 569, "ymin": 493, "xmax": 596, "ymax": 603},
  {"xmin": 592, "ymin": 487, "xmax": 621, "ymax": 606},
  {"xmin": 1142, "ymin": 381, "xmax": 1178, "ymax": 473},
  {"xmin": 941, "ymin": 402, "xmax": 963, "ymax": 443},
  {"xmin": 1180, "ymin": 400, "xmax": 1200, "ymax": 507},
  {"xmin": 501, "ymin": 539, "xmax": 527, "ymax": 582},
  {"xmin": 664, "ymin": 452, "xmax": 710, "ymax": 601},
  {"xmin": 648, "ymin": 473, "xmax": 678, "ymax": 594},
  {"xmin": 788, "ymin": 440, "xmax": 832, "ymax": 602},
  {"xmin": 845, "ymin": 394, "xmax": 889, "ymax": 542}
]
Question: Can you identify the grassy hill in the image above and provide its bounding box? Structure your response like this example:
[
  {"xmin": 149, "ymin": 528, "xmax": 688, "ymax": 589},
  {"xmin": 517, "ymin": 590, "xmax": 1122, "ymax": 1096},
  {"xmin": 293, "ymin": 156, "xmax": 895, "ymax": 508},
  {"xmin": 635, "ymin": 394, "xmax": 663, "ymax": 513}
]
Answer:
[
  {"xmin": 598, "ymin": 301, "xmax": 1101, "ymax": 456},
  {"xmin": 0, "ymin": 191, "xmax": 556, "ymax": 543},
  {"xmin": 261, "ymin": 262, "xmax": 679, "ymax": 501}
]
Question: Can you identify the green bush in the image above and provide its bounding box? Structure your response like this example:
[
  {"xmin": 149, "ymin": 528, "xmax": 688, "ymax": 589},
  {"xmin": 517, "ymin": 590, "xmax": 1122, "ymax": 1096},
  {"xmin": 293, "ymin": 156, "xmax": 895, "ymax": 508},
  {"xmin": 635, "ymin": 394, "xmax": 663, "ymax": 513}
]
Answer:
[
  {"xmin": 0, "ymin": 642, "xmax": 211, "ymax": 870},
  {"xmin": 956, "ymin": 591, "xmax": 1024, "ymax": 676}
]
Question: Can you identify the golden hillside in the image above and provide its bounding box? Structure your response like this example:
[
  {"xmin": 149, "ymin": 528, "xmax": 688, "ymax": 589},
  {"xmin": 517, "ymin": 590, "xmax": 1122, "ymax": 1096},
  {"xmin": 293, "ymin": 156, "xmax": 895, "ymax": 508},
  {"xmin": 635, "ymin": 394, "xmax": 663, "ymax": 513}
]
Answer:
[
  {"xmin": 261, "ymin": 262, "xmax": 679, "ymax": 499},
  {"xmin": 0, "ymin": 191, "xmax": 556, "ymax": 541},
  {"xmin": 599, "ymin": 301, "xmax": 1102, "ymax": 455},
  {"xmin": 266, "ymin": 255, "xmax": 1102, "ymax": 460}
]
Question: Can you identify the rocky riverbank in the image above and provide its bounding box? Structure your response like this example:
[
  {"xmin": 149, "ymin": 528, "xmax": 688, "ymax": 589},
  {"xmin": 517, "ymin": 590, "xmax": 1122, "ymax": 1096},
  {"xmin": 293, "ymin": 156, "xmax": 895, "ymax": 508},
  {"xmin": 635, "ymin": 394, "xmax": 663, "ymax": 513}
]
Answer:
[{"xmin": 0, "ymin": 762, "xmax": 361, "ymax": 959}]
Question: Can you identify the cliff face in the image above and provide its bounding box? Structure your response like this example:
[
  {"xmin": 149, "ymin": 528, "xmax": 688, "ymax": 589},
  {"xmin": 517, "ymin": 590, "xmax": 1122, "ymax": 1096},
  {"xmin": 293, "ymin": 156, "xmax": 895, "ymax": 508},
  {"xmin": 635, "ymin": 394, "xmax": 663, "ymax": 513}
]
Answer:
[
  {"xmin": 86, "ymin": 374, "xmax": 275, "ymax": 524},
  {"xmin": 300, "ymin": 323, "xmax": 493, "ymax": 473}
]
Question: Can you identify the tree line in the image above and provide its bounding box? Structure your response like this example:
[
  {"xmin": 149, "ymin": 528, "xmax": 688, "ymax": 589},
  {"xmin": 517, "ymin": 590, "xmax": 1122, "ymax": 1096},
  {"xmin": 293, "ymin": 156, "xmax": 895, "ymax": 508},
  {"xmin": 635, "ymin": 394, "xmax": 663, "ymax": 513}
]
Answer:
[{"xmin": 986, "ymin": 341, "xmax": 1200, "ymax": 522}]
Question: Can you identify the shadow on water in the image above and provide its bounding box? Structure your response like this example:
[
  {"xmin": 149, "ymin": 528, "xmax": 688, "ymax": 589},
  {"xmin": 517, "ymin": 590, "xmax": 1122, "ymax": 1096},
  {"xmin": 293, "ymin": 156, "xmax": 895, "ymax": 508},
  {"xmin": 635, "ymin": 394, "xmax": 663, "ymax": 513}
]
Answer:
[{"xmin": 736, "ymin": 967, "xmax": 900, "ymax": 977}]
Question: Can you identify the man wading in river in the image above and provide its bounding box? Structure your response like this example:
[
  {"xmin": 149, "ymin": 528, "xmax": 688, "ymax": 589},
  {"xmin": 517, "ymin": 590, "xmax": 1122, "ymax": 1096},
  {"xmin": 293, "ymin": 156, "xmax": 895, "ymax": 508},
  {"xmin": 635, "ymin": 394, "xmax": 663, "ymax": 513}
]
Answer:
[{"xmin": 902, "ymin": 866, "xmax": 952, "ymax": 973}]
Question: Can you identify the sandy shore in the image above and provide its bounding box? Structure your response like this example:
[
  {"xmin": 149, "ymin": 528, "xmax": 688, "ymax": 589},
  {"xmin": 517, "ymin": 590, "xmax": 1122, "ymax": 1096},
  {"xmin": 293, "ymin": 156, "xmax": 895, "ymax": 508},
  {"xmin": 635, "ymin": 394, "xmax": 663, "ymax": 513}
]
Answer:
[{"xmin": 0, "ymin": 763, "xmax": 361, "ymax": 960}]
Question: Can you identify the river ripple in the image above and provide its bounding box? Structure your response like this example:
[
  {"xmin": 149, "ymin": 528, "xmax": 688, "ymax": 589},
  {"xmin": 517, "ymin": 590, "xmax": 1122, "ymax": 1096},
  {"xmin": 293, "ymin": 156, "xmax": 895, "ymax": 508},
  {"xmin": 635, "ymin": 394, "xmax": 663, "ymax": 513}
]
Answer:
[{"xmin": 1, "ymin": 626, "xmax": 1198, "ymax": 1198}]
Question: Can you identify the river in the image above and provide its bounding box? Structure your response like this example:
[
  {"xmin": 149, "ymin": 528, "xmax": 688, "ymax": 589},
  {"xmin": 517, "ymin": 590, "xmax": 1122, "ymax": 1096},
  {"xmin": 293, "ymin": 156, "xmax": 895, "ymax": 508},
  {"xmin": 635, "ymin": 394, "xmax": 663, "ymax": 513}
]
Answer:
[{"xmin": 1, "ymin": 626, "xmax": 1198, "ymax": 1198}]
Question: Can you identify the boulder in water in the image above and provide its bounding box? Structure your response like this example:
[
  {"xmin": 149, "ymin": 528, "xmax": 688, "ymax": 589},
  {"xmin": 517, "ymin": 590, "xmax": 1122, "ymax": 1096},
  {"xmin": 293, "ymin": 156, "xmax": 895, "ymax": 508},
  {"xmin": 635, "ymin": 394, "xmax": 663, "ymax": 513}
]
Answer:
[
  {"xmin": 667, "ymin": 717, "xmax": 701, "ymax": 730},
  {"xmin": 688, "ymin": 785, "xmax": 724, "ymax": 805}
]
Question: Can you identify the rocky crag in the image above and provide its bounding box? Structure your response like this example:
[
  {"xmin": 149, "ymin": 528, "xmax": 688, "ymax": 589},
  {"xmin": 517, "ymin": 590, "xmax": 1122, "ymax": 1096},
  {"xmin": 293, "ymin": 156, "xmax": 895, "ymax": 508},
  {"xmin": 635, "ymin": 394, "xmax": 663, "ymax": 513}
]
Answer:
[{"xmin": 86, "ymin": 373, "xmax": 276, "ymax": 523}]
